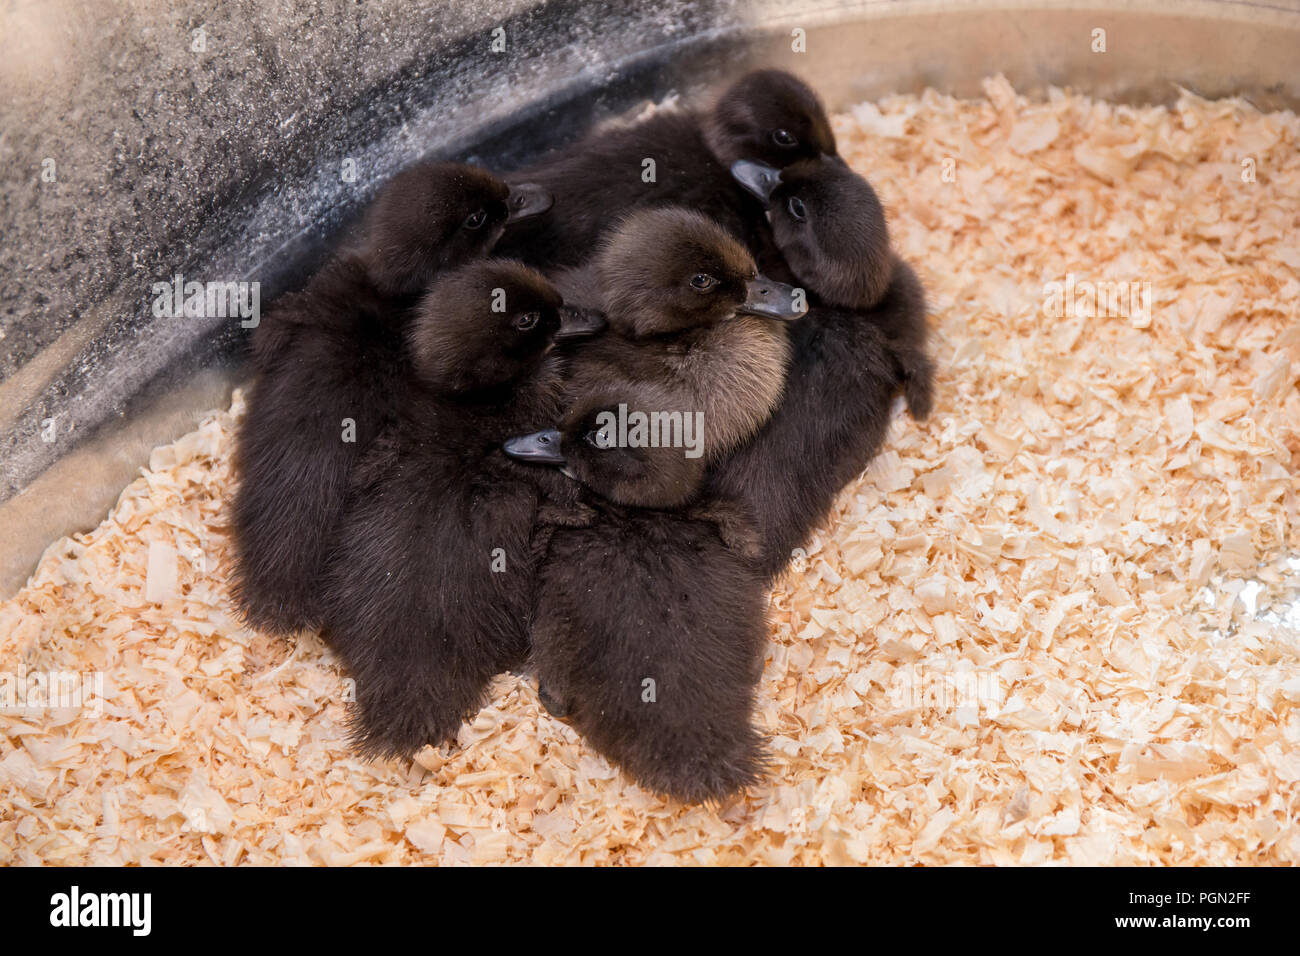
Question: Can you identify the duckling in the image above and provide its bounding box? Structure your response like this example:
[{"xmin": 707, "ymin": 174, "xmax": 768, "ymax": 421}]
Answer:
[
  {"xmin": 231, "ymin": 162, "xmax": 551, "ymax": 635},
  {"xmin": 249, "ymin": 162, "xmax": 552, "ymax": 370},
  {"xmin": 732, "ymin": 155, "xmax": 934, "ymax": 418},
  {"xmin": 320, "ymin": 260, "xmax": 605, "ymax": 759},
  {"xmin": 495, "ymin": 69, "xmax": 836, "ymax": 270},
  {"xmin": 707, "ymin": 157, "xmax": 935, "ymax": 581},
  {"xmin": 507, "ymin": 381, "xmax": 703, "ymax": 509},
  {"xmin": 707, "ymin": 262, "xmax": 926, "ymax": 581},
  {"xmin": 504, "ymin": 387, "xmax": 769, "ymax": 803},
  {"xmin": 355, "ymin": 161, "xmax": 553, "ymax": 299},
  {"xmin": 703, "ymin": 69, "xmax": 838, "ymax": 170},
  {"xmin": 557, "ymin": 207, "xmax": 804, "ymax": 489}
]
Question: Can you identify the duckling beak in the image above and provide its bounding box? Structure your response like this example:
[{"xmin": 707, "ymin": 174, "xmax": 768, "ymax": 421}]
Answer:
[
  {"xmin": 730, "ymin": 159, "xmax": 782, "ymax": 204},
  {"xmin": 503, "ymin": 429, "xmax": 567, "ymax": 466},
  {"xmin": 537, "ymin": 683, "xmax": 572, "ymax": 719},
  {"xmin": 738, "ymin": 277, "xmax": 807, "ymax": 320},
  {"xmin": 554, "ymin": 306, "xmax": 607, "ymax": 342},
  {"xmin": 504, "ymin": 182, "xmax": 554, "ymax": 223}
]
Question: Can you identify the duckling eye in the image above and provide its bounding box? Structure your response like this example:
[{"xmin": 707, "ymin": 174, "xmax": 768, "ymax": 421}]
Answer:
[
  {"xmin": 787, "ymin": 196, "xmax": 808, "ymax": 222},
  {"xmin": 771, "ymin": 128, "xmax": 797, "ymax": 149},
  {"xmin": 690, "ymin": 273, "xmax": 718, "ymax": 292},
  {"xmin": 585, "ymin": 426, "xmax": 614, "ymax": 449},
  {"xmin": 463, "ymin": 208, "xmax": 488, "ymax": 230},
  {"xmin": 513, "ymin": 311, "xmax": 540, "ymax": 331}
]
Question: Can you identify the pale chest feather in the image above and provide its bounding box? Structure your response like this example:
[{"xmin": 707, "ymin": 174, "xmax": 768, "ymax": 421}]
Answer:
[{"xmin": 663, "ymin": 319, "xmax": 791, "ymax": 459}]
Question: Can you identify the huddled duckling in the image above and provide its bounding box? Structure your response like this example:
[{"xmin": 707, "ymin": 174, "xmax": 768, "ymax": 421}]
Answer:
[
  {"xmin": 708, "ymin": 155, "xmax": 935, "ymax": 581},
  {"xmin": 495, "ymin": 69, "xmax": 836, "ymax": 270},
  {"xmin": 557, "ymin": 207, "xmax": 804, "ymax": 492},
  {"xmin": 321, "ymin": 260, "xmax": 605, "ymax": 758},
  {"xmin": 504, "ymin": 386, "xmax": 768, "ymax": 803},
  {"xmin": 231, "ymin": 162, "xmax": 552, "ymax": 635},
  {"xmin": 229, "ymin": 69, "xmax": 940, "ymax": 806},
  {"xmin": 733, "ymin": 155, "xmax": 934, "ymax": 417},
  {"xmin": 357, "ymin": 162, "xmax": 552, "ymax": 299}
]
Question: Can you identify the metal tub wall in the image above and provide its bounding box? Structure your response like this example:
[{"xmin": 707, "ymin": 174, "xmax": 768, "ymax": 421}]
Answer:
[{"xmin": 1, "ymin": 0, "xmax": 1297, "ymax": 597}]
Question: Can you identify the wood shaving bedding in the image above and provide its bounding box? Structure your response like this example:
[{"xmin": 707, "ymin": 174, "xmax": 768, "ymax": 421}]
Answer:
[{"xmin": 2, "ymin": 77, "xmax": 1297, "ymax": 865}]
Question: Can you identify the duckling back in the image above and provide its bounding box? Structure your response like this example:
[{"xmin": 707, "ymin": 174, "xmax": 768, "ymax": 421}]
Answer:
[
  {"xmin": 532, "ymin": 500, "xmax": 769, "ymax": 803},
  {"xmin": 496, "ymin": 70, "xmax": 837, "ymax": 272}
]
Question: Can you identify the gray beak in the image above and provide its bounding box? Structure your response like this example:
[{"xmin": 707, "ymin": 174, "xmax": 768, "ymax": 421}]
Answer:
[
  {"xmin": 503, "ymin": 429, "xmax": 566, "ymax": 466},
  {"xmin": 554, "ymin": 306, "xmax": 607, "ymax": 342},
  {"xmin": 738, "ymin": 276, "xmax": 806, "ymax": 320},
  {"xmin": 730, "ymin": 159, "xmax": 782, "ymax": 204},
  {"xmin": 505, "ymin": 182, "xmax": 554, "ymax": 223}
]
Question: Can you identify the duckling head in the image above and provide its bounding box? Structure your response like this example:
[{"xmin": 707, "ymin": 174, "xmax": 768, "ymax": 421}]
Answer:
[
  {"xmin": 597, "ymin": 207, "xmax": 804, "ymax": 339},
  {"xmin": 503, "ymin": 384, "xmax": 705, "ymax": 509},
  {"xmin": 703, "ymin": 69, "xmax": 836, "ymax": 170},
  {"xmin": 359, "ymin": 162, "xmax": 553, "ymax": 297},
  {"xmin": 732, "ymin": 155, "xmax": 892, "ymax": 309},
  {"xmin": 410, "ymin": 259, "xmax": 605, "ymax": 395}
]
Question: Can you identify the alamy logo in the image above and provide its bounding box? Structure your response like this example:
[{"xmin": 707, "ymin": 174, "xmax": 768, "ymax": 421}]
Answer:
[
  {"xmin": 1, "ymin": 668, "xmax": 104, "ymax": 716},
  {"xmin": 594, "ymin": 403, "xmax": 705, "ymax": 459},
  {"xmin": 49, "ymin": 886, "xmax": 151, "ymax": 936},
  {"xmin": 151, "ymin": 273, "xmax": 260, "ymax": 327},
  {"xmin": 1042, "ymin": 273, "xmax": 1151, "ymax": 324},
  {"xmin": 887, "ymin": 665, "xmax": 1001, "ymax": 714}
]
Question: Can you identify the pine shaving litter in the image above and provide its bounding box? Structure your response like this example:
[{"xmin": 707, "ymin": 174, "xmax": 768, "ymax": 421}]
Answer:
[{"xmin": 3, "ymin": 78, "xmax": 1298, "ymax": 865}]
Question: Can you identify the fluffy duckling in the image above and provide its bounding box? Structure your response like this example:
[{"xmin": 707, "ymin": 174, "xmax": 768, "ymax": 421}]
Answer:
[
  {"xmin": 708, "ymin": 157, "xmax": 935, "ymax": 581},
  {"xmin": 707, "ymin": 262, "xmax": 926, "ymax": 581},
  {"xmin": 495, "ymin": 69, "xmax": 835, "ymax": 269},
  {"xmin": 558, "ymin": 207, "xmax": 804, "ymax": 490},
  {"xmin": 733, "ymin": 155, "xmax": 934, "ymax": 417},
  {"xmin": 506, "ymin": 381, "xmax": 703, "ymax": 509},
  {"xmin": 249, "ymin": 162, "xmax": 552, "ymax": 370},
  {"xmin": 355, "ymin": 161, "xmax": 552, "ymax": 299},
  {"xmin": 504, "ymin": 387, "xmax": 769, "ymax": 803},
  {"xmin": 321, "ymin": 260, "xmax": 605, "ymax": 759},
  {"xmin": 231, "ymin": 162, "xmax": 551, "ymax": 635}
]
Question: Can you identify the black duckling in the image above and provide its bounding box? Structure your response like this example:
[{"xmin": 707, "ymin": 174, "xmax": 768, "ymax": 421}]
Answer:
[
  {"xmin": 702, "ymin": 68, "xmax": 838, "ymax": 169},
  {"xmin": 732, "ymin": 155, "xmax": 934, "ymax": 418},
  {"xmin": 249, "ymin": 162, "xmax": 552, "ymax": 370},
  {"xmin": 706, "ymin": 262, "xmax": 926, "ymax": 582},
  {"xmin": 231, "ymin": 162, "xmax": 551, "ymax": 636},
  {"xmin": 557, "ymin": 207, "xmax": 804, "ymax": 489},
  {"xmin": 321, "ymin": 260, "xmax": 605, "ymax": 759},
  {"xmin": 355, "ymin": 161, "xmax": 552, "ymax": 299},
  {"xmin": 507, "ymin": 381, "xmax": 703, "ymax": 509},
  {"xmin": 494, "ymin": 69, "xmax": 836, "ymax": 270},
  {"xmin": 707, "ymin": 158, "xmax": 935, "ymax": 581},
  {"xmin": 504, "ymin": 387, "xmax": 769, "ymax": 804}
]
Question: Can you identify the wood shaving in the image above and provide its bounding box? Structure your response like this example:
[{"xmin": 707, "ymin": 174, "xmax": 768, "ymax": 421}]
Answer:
[{"xmin": 2, "ymin": 77, "xmax": 1298, "ymax": 865}]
